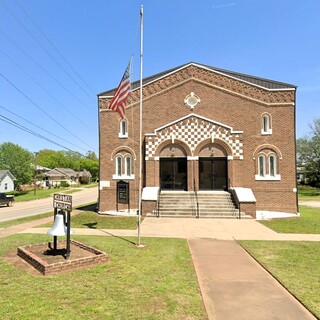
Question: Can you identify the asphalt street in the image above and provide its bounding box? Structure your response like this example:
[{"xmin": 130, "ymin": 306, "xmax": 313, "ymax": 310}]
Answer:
[{"xmin": 0, "ymin": 187, "xmax": 98, "ymax": 223}]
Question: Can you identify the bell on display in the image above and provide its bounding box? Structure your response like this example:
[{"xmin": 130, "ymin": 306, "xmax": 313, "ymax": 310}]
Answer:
[{"xmin": 47, "ymin": 214, "xmax": 74, "ymax": 236}]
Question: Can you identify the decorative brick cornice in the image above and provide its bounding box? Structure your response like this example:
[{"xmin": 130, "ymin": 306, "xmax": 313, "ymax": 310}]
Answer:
[{"xmin": 99, "ymin": 65, "xmax": 295, "ymax": 110}]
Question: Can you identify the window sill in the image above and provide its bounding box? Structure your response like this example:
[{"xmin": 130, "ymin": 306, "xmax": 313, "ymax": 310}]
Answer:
[
  {"xmin": 118, "ymin": 134, "xmax": 128, "ymax": 139},
  {"xmin": 112, "ymin": 174, "xmax": 135, "ymax": 180},
  {"xmin": 255, "ymin": 174, "xmax": 281, "ymax": 181},
  {"xmin": 261, "ymin": 130, "xmax": 272, "ymax": 135}
]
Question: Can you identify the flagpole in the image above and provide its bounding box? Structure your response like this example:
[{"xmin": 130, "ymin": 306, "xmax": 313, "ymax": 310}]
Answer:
[{"xmin": 137, "ymin": 5, "xmax": 143, "ymax": 247}]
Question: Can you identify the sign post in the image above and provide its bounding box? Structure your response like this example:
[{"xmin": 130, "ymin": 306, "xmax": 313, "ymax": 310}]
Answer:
[
  {"xmin": 52, "ymin": 193, "xmax": 73, "ymax": 259},
  {"xmin": 116, "ymin": 180, "xmax": 130, "ymax": 212}
]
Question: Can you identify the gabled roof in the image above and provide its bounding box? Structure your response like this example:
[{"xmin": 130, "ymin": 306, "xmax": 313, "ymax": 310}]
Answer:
[
  {"xmin": 99, "ymin": 62, "xmax": 296, "ymax": 97},
  {"xmin": 45, "ymin": 168, "xmax": 77, "ymax": 178},
  {"xmin": 0, "ymin": 170, "xmax": 16, "ymax": 182}
]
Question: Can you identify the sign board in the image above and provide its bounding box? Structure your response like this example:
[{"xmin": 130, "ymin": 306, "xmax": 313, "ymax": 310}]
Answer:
[
  {"xmin": 117, "ymin": 180, "xmax": 129, "ymax": 204},
  {"xmin": 53, "ymin": 193, "xmax": 72, "ymax": 211}
]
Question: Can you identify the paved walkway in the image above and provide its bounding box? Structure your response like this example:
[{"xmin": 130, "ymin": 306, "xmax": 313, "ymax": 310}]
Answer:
[
  {"xmin": 1, "ymin": 215, "xmax": 319, "ymax": 319},
  {"xmin": 189, "ymin": 239, "xmax": 316, "ymax": 320}
]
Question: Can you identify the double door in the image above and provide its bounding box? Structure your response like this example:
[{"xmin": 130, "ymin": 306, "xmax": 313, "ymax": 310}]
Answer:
[
  {"xmin": 199, "ymin": 158, "xmax": 227, "ymax": 190},
  {"xmin": 160, "ymin": 158, "xmax": 187, "ymax": 191}
]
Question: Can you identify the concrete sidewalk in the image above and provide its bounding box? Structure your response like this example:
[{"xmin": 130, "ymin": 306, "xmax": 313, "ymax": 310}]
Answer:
[
  {"xmin": 189, "ymin": 239, "xmax": 316, "ymax": 320},
  {"xmin": 20, "ymin": 216, "xmax": 320, "ymax": 241},
  {"xmin": 2, "ymin": 216, "xmax": 319, "ymax": 319}
]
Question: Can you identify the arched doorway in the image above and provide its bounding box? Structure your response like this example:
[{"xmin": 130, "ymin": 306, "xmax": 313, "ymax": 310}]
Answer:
[
  {"xmin": 159, "ymin": 143, "xmax": 188, "ymax": 191},
  {"xmin": 198, "ymin": 143, "xmax": 228, "ymax": 191}
]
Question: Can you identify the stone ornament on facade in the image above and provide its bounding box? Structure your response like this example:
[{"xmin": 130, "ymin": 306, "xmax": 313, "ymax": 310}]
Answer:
[
  {"xmin": 184, "ymin": 92, "xmax": 201, "ymax": 110},
  {"xmin": 145, "ymin": 114, "xmax": 243, "ymax": 160}
]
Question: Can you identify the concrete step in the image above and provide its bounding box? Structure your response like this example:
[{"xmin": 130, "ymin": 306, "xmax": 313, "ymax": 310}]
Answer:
[{"xmin": 157, "ymin": 191, "xmax": 240, "ymax": 218}]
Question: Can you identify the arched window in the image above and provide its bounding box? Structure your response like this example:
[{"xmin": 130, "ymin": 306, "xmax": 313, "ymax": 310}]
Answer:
[
  {"xmin": 269, "ymin": 154, "xmax": 277, "ymax": 177},
  {"xmin": 119, "ymin": 119, "xmax": 128, "ymax": 138},
  {"xmin": 261, "ymin": 113, "xmax": 272, "ymax": 135},
  {"xmin": 125, "ymin": 155, "xmax": 132, "ymax": 176},
  {"xmin": 255, "ymin": 152, "xmax": 280, "ymax": 180},
  {"xmin": 113, "ymin": 153, "xmax": 134, "ymax": 180},
  {"xmin": 258, "ymin": 154, "xmax": 266, "ymax": 177},
  {"xmin": 116, "ymin": 155, "xmax": 122, "ymax": 177}
]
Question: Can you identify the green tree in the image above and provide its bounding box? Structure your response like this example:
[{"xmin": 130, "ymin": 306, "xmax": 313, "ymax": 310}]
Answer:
[
  {"xmin": 79, "ymin": 158, "xmax": 99, "ymax": 180},
  {"xmin": 37, "ymin": 149, "xmax": 67, "ymax": 169},
  {"xmin": 297, "ymin": 118, "xmax": 320, "ymax": 187},
  {"xmin": 0, "ymin": 142, "xmax": 34, "ymax": 187},
  {"xmin": 86, "ymin": 150, "xmax": 98, "ymax": 161},
  {"xmin": 37, "ymin": 148, "xmax": 99, "ymax": 181}
]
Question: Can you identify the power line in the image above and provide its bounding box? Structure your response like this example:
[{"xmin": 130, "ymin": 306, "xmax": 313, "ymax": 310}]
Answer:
[
  {"xmin": 0, "ymin": 113, "xmax": 85, "ymax": 154},
  {"xmin": 0, "ymin": 105, "xmax": 93, "ymax": 153},
  {"xmin": 14, "ymin": 0, "xmax": 97, "ymax": 96},
  {"xmin": 0, "ymin": 47, "xmax": 95, "ymax": 131},
  {"xmin": 0, "ymin": 0, "xmax": 95, "ymax": 103},
  {"xmin": 0, "ymin": 72, "xmax": 95, "ymax": 151},
  {"xmin": 0, "ymin": 28, "xmax": 93, "ymax": 112}
]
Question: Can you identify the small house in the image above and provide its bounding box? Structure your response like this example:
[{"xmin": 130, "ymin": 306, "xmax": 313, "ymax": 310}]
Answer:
[
  {"xmin": 0, "ymin": 170, "xmax": 16, "ymax": 192},
  {"xmin": 44, "ymin": 168, "xmax": 79, "ymax": 187}
]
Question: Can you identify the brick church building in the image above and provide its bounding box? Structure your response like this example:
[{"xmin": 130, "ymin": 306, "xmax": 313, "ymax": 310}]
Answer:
[{"xmin": 98, "ymin": 62, "xmax": 298, "ymax": 218}]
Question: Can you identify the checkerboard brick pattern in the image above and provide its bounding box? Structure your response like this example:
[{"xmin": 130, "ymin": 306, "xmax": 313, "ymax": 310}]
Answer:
[{"xmin": 145, "ymin": 115, "xmax": 243, "ymax": 159}]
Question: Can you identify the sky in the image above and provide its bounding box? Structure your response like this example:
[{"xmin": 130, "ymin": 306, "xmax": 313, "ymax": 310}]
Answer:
[{"xmin": 0, "ymin": 0, "xmax": 320, "ymax": 156}]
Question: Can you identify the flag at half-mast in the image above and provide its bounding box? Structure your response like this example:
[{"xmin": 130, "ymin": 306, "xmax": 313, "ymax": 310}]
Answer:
[{"xmin": 108, "ymin": 62, "xmax": 131, "ymax": 119}]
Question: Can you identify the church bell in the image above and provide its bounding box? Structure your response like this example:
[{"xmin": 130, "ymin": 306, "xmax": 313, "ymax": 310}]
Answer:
[{"xmin": 47, "ymin": 213, "xmax": 74, "ymax": 236}]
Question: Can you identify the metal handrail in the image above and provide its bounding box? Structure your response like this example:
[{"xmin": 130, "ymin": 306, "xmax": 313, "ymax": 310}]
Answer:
[
  {"xmin": 228, "ymin": 178, "xmax": 241, "ymax": 219},
  {"xmin": 193, "ymin": 178, "xmax": 200, "ymax": 218},
  {"xmin": 156, "ymin": 186, "xmax": 161, "ymax": 217}
]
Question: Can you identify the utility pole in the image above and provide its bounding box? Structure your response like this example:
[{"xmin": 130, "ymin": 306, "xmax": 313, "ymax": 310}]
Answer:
[{"xmin": 34, "ymin": 152, "xmax": 38, "ymax": 196}]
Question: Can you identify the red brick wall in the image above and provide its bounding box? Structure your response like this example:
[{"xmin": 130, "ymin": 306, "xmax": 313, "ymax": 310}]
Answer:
[{"xmin": 99, "ymin": 64, "xmax": 297, "ymax": 214}]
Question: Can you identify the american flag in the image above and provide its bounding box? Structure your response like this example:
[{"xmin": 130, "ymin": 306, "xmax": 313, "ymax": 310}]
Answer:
[{"xmin": 108, "ymin": 62, "xmax": 131, "ymax": 119}]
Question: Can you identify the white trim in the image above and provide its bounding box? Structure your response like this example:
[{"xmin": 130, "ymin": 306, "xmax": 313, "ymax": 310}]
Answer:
[
  {"xmin": 125, "ymin": 62, "xmax": 296, "ymax": 93},
  {"xmin": 261, "ymin": 130, "xmax": 272, "ymax": 135},
  {"xmin": 99, "ymin": 180, "xmax": 110, "ymax": 189},
  {"xmin": 269, "ymin": 154, "xmax": 277, "ymax": 177},
  {"xmin": 112, "ymin": 174, "xmax": 135, "ymax": 180},
  {"xmin": 154, "ymin": 156, "xmax": 160, "ymax": 161},
  {"xmin": 99, "ymin": 95, "xmax": 113, "ymax": 99},
  {"xmin": 232, "ymin": 187, "xmax": 256, "ymax": 202},
  {"xmin": 255, "ymin": 174, "xmax": 281, "ymax": 181},
  {"xmin": 116, "ymin": 156, "xmax": 122, "ymax": 177},
  {"xmin": 124, "ymin": 155, "xmax": 132, "ymax": 176},
  {"xmin": 227, "ymin": 155, "xmax": 234, "ymax": 160},
  {"xmin": 187, "ymin": 156, "xmax": 199, "ymax": 160},
  {"xmin": 258, "ymin": 154, "xmax": 266, "ymax": 177},
  {"xmin": 119, "ymin": 119, "xmax": 128, "ymax": 138}
]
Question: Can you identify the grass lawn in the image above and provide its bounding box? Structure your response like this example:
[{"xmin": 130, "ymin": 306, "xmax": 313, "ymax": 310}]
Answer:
[
  {"xmin": 239, "ymin": 240, "xmax": 320, "ymax": 319},
  {"xmin": 13, "ymin": 187, "xmax": 81, "ymax": 202},
  {"xmin": 298, "ymin": 185, "xmax": 320, "ymax": 201},
  {"xmin": 0, "ymin": 212, "xmax": 53, "ymax": 229},
  {"xmin": 35, "ymin": 204, "xmax": 143, "ymax": 230},
  {"xmin": 38, "ymin": 211, "xmax": 141, "ymax": 230},
  {"xmin": 260, "ymin": 206, "xmax": 320, "ymax": 234},
  {"xmin": 71, "ymin": 211, "xmax": 142, "ymax": 229},
  {"xmin": 11, "ymin": 183, "xmax": 97, "ymax": 202},
  {"xmin": 0, "ymin": 234, "xmax": 207, "ymax": 320}
]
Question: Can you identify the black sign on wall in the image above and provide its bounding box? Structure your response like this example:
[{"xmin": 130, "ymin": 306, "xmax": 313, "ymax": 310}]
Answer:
[{"xmin": 117, "ymin": 180, "xmax": 129, "ymax": 204}]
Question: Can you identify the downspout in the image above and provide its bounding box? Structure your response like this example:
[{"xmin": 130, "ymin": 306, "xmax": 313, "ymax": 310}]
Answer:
[
  {"xmin": 97, "ymin": 94, "xmax": 101, "ymax": 213},
  {"xmin": 294, "ymin": 87, "xmax": 299, "ymax": 214}
]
